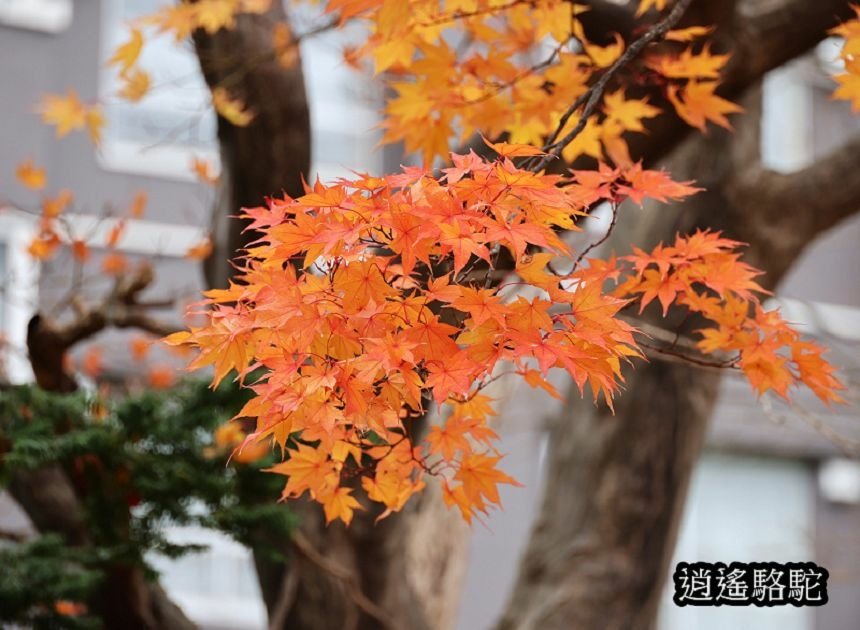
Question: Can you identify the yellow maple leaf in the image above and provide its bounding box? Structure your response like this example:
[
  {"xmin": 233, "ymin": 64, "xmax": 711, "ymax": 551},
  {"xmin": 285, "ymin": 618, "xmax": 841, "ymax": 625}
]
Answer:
[
  {"xmin": 42, "ymin": 189, "xmax": 74, "ymax": 217},
  {"xmin": 108, "ymin": 27, "xmax": 144, "ymax": 74},
  {"xmin": 321, "ymin": 487, "xmax": 363, "ymax": 525},
  {"xmin": 667, "ymin": 80, "xmax": 742, "ymax": 131},
  {"xmin": 186, "ymin": 238, "xmax": 213, "ymax": 260},
  {"xmin": 85, "ymin": 107, "xmax": 105, "ymax": 146},
  {"xmin": 373, "ymin": 38, "xmax": 415, "ymax": 74},
  {"xmin": 646, "ymin": 44, "xmax": 730, "ymax": 80},
  {"xmin": 665, "ymin": 25, "xmax": 714, "ymax": 42},
  {"xmin": 144, "ymin": 4, "xmax": 197, "ymax": 42},
  {"xmin": 583, "ymin": 32, "xmax": 624, "ymax": 69},
  {"xmin": 211, "ymin": 87, "xmax": 255, "ymax": 126},
  {"xmin": 38, "ymin": 89, "xmax": 87, "ymax": 137},
  {"xmin": 194, "ymin": 0, "xmax": 239, "ymax": 34},
  {"xmin": 833, "ymin": 56, "xmax": 860, "ymax": 112},
  {"xmin": 117, "ymin": 68, "xmax": 151, "ymax": 102},
  {"xmin": 16, "ymin": 160, "xmax": 46, "ymax": 190},
  {"xmin": 636, "ymin": 0, "xmax": 668, "ymax": 16}
]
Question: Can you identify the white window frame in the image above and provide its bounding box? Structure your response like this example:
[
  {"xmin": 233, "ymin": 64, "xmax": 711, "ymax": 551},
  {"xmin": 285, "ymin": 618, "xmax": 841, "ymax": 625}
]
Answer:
[
  {"xmin": 0, "ymin": 212, "xmax": 40, "ymax": 384},
  {"xmin": 0, "ymin": 0, "xmax": 72, "ymax": 34},
  {"xmin": 97, "ymin": 0, "xmax": 220, "ymax": 182},
  {"xmin": 97, "ymin": 1, "xmax": 384, "ymax": 183}
]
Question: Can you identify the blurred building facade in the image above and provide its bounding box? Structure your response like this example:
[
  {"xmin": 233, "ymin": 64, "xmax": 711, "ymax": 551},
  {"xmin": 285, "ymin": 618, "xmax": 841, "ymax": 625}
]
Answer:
[{"xmin": 0, "ymin": 4, "xmax": 859, "ymax": 630}]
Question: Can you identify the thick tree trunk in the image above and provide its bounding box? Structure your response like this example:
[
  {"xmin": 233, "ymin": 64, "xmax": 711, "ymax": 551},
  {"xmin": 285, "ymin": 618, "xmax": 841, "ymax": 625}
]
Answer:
[
  {"xmin": 192, "ymin": 8, "xmax": 470, "ymax": 629},
  {"xmin": 497, "ymin": 83, "xmax": 860, "ymax": 628}
]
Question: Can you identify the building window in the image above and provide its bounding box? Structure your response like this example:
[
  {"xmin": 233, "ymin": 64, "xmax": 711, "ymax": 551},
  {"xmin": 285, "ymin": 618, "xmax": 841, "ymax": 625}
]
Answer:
[{"xmin": 98, "ymin": 0, "xmax": 218, "ymax": 181}]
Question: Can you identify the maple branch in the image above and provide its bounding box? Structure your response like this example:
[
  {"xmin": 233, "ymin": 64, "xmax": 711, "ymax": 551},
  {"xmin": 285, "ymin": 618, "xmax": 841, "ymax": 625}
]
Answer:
[
  {"xmin": 289, "ymin": 530, "xmax": 398, "ymax": 630},
  {"xmin": 529, "ymin": 0, "xmax": 695, "ymax": 172},
  {"xmin": 639, "ymin": 341, "xmax": 740, "ymax": 370},
  {"xmin": 572, "ymin": 202, "xmax": 618, "ymax": 271}
]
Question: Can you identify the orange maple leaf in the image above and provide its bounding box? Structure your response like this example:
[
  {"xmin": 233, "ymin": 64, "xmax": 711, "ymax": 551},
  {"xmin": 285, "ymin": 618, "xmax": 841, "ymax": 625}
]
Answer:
[
  {"xmin": 16, "ymin": 160, "xmax": 46, "ymax": 190},
  {"xmin": 667, "ymin": 81, "xmax": 742, "ymax": 131}
]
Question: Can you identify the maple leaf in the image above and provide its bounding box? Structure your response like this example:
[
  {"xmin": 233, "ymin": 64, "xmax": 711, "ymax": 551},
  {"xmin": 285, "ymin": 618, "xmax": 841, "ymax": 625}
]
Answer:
[
  {"xmin": 482, "ymin": 136, "xmax": 546, "ymax": 157},
  {"xmin": 129, "ymin": 190, "xmax": 148, "ymax": 217},
  {"xmin": 42, "ymin": 189, "xmax": 74, "ymax": 217},
  {"xmin": 321, "ymin": 487, "xmax": 363, "ymax": 525},
  {"xmin": 646, "ymin": 44, "xmax": 730, "ymax": 80},
  {"xmin": 16, "ymin": 160, "xmax": 46, "ymax": 190},
  {"xmin": 81, "ymin": 346, "xmax": 103, "ymax": 378},
  {"xmin": 129, "ymin": 336, "xmax": 151, "ymax": 361},
  {"xmin": 38, "ymin": 89, "xmax": 87, "ymax": 137},
  {"xmin": 102, "ymin": 253, "xmax": 129, "ymax": 276},
  {"xmin": 267, "ymin": 444, "xmax": 339, "ymax": 499},
  {"xmin": 117, "ymin": 68, "xmax": 151, "ymax": 102},
  {"xmin": 636, "ymin": 0, "xmax": 667, "ymax": 16},
  {"xmin": 108, "ymin": 27, "xmax": 144, "ymax": 74},
  {"xmin": 85, "ymin": 107, "xmax": 105, "ymax": 146},
  {"xmin": 212, "ymin": 87, "xmax": 255, "ymax": 126},
  {"xmin": 194, "ymin": 0, "xmax": 239, "ymax": 33},
  {"xmin": 665, "ymin": 25, "xmax": 714, "ymax": 42},
  {"xmin": 146, "ymin": 3, "xmax": 198, "ymax": 41},
  {"xmin": 424, "ymin": 353, "xmax": 480, "ymax": 404},
  {"xmin": 427, "ymin": 421, "xmax": 472, "ymax": 461},
  {"xmin": 740, "ymin": 346, "xmax": 793, "ymax": 399},
  {"xmin": 71, "ymin": 239, "xmax": 90, "ymax": 263},
  {"xmin": 147, "ymin": 365, "xmax": 176, "ymax": 389},
  {"xmin": 833, "ymin": 56, "xmax": 860, "ymax": 112},
  {"xmin": 186, "ymin": 238, "xmax": 213, "ymax": 260},
  {"xmin": 455, "ymin": 453, "xmax": 521, "ymax": 509},
  {"xmin": 27, "ymin": 231, "xmax": 61, "ymax": 261},
  {"xmin": 451, "ymin": 287, "xmax": 509, "ymax": 327},
  {"xmin": 190, "ymin": 156, "xmax": 219, "ymax": 184},
  {"xmin": 667, "ymin": 81, "xmax": 742, "ymax": 131},
  {"xmin": 617, "ymin": 164, "xmax": 701, "ymax": 205},
  {"xmin": 582, "ymin": 32, "xmax": 624, "ymax": 69}
]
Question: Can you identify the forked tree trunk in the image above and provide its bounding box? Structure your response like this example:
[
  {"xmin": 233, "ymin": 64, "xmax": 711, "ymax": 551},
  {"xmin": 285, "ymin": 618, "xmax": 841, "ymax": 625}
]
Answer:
[
  {"xmin": 497, "ymin": 84, "xmax": 860, "ymax": 629},
  {"xmin": 191, "ymin": 8, "xmax": 470, "ymax": 629}
]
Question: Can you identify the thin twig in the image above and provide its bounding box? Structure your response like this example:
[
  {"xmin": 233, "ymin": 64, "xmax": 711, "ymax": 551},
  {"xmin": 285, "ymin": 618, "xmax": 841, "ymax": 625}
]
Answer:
[
  {"xmin": 572, "ymin": 202, "xmax": 617, "ymax": 271},
  {"xmin": 528, "ymin": 0, "xmax": 695, "ymax": 173}
]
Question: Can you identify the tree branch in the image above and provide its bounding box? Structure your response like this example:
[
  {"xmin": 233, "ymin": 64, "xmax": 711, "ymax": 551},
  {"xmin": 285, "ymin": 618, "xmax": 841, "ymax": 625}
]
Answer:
[
  {"xmin": 730, "ymin": 132, "xmax": 860, "ymax": 235},
  {"xmin": 290, "ymin": 531, "xmax": 398, "ymax": 630},
  {"xmin": 530, "ymin": 0, "xmax": 695, "ymax": 172}
]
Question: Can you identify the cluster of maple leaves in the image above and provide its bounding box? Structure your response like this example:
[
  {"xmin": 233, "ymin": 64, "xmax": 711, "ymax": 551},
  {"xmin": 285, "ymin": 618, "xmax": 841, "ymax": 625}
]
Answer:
[
  {"xmin": 11, "ymin": 0, "xmax": 858, "ymax": 526},
  {"xmin": 833, "ymin": 5, "xmax": 860, "ymax": 111},
  {"xmin": 166, "ymin": 143, "xmax": 842, "ymax": 524},
  {"xmin": 326, "ymin": 0, "xmax": 743, "ymax": 164}
]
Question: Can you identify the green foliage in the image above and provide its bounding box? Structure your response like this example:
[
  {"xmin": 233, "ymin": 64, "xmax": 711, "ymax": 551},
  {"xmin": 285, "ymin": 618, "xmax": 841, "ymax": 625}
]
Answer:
[
  {"xmin": 0, "ymin": 536, "xmax": 102, "ymax": 629},
  {"xmin": 0, "ymin": 378, "xmax": 295, "ymax": 626}
]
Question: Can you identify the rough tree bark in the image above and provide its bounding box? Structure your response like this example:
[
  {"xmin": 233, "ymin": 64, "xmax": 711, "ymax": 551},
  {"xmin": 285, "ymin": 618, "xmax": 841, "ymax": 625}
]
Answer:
[
  {"xmin": 191, "ymin": 7, "xmax": 470, "ymax": 629},
  {"xmin": 497, "ymin": 75, "xmax": 860, "ymax": 628}
]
